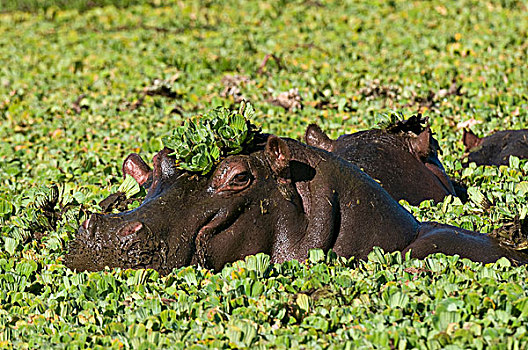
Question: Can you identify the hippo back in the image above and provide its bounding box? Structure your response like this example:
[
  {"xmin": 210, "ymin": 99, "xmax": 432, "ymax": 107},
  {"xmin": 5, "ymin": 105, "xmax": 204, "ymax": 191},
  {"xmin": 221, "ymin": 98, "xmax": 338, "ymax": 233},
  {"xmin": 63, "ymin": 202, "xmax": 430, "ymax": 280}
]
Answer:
[{"xmin": 305, "ymin": 117, "xmax": 456, "ymax": 205}]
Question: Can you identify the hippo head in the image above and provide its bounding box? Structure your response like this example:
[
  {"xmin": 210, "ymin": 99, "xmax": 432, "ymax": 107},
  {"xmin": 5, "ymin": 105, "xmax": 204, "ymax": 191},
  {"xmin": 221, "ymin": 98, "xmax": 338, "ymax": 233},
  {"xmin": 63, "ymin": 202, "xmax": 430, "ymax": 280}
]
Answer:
[
  {"xmin": 463, "ymin": 129, "xmax": 528, "ymax": 166},
  {"xmin": 304, "ymin": 116, "xmax": 456, "ymax": 205},
  {"xmin": 66, "ymin": 130, "xmax": 422, "ymax": 274},
  {"xmin": 66, "ymin": 135, "xmax": 325, "ymax": 273}
]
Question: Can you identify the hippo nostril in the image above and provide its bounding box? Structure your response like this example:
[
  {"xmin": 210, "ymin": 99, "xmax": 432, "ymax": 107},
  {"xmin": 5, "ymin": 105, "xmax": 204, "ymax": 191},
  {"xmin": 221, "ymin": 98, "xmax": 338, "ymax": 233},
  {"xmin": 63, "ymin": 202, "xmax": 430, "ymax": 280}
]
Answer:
[
  {"xmin": 117, "ymin": 221, "xmax": 143, "ymax": 237},
  {"xmin": 82, "ymin": 218, "xmax": 90, "ymax": 230}
]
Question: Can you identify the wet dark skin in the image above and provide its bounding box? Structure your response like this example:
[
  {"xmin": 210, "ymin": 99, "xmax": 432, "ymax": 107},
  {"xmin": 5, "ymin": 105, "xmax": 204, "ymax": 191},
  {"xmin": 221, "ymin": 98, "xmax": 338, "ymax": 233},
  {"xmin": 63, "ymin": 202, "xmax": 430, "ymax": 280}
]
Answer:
[
  {"xmin": 463, "ymin": 129, "xmax": 528, "ymax": 166},
  {"xmin": 65, "ymin": 134, "xmax": 528, "ymax": 274},
  {"xmin": 305, "ymin": 117, "xmax": 456, "ymax": 205}
]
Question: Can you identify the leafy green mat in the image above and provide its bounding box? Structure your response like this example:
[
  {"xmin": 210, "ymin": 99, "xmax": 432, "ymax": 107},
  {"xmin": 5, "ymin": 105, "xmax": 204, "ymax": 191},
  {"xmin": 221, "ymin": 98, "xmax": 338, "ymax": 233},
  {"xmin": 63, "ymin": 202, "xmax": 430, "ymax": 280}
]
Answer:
[
  {"xmin": 3, "ymin": 250, "xmax": 528, "ymax": 349},
  {"xmin": 0, "ymin": 0, "xmax": 155, "ymax": 13},
  {"xmin": 1, "ymin": 0, "xmax": 528, "ymax": 348}
]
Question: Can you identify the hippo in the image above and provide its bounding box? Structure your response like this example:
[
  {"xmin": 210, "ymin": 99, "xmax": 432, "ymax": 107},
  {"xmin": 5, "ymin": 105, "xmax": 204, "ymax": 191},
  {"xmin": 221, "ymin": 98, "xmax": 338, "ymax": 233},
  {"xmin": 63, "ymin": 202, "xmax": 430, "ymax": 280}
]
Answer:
[
  {"xmin": 463, "ymin": 129, "xmax": 528, "ymax": 166},
  {"xmin": 304, "ymin": 116, "xmax": 456, "ymax": 205},
  {"xmin": 65, "ymin": 133, "xmax": 528, "ymax": 274}
]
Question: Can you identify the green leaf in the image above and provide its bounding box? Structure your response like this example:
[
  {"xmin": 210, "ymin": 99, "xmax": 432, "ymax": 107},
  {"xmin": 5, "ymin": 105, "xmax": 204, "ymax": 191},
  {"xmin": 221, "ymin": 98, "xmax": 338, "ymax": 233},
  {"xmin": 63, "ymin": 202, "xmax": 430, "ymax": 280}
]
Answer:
[
  {"xmin": 209, "ymin": 144, "xmax": 221, "ymax": 160},
  {"xmin": 382, "ymin": 289, "xmax": 409, "ymax": 309},
  {"xmin": 296, "ymin": 293, "xmax": 310, "ymax": 313},
  {"xmin": 308, "ymin": 249, "xmax": 325, "ymax": 264},
  {"xmin": 494, "ymin": 257, "xmax": 511, "ymax": 268},
  {"xmin": 0, "ymin": 198, "xmax": 13, "ymax": 216},
  {"xmin": 433, "ymin": 299, "xmax": 464, "ymax": 331},
  {"xmin": 180, "ymin": 267, "xmax": 198, "ymax": 286},
  {"xmin": 515, "ymin": 181, "xmax": 528, "ymax": 196},
  {"xmin": 4, "ymin": 237, "xmax": 19, "ymax": 255},
  {"xmin": 467, "ymin": 187, "xmax": 487, "ymax": 208},
  {"xmin": 16, "ymin": 260, "xmax": 38, "ymax": 277},
  {"xmin": 515, "ymin": 297, "xmax": 528, "ymax": 317},
  {"xmin": 118, "ymin": 174, "xmax": 141, "ymax": 199},
  {"xmin": 509, "ymin": 156, "xmax": 520, "ymax": 169},
  {"xmin": 302, "ymin": 315, "xmax": 329, "ymax": 332},
  {"xmin": 226, "ymin": 321, "xmax": 257, "ymax": 348},
  {"xmin": 230, "ymin": 114, "xmax": 246, "ymax": 131},
  {"xmin": 245, "ymin": 253, "xmax": 270, "ymax": 275}
]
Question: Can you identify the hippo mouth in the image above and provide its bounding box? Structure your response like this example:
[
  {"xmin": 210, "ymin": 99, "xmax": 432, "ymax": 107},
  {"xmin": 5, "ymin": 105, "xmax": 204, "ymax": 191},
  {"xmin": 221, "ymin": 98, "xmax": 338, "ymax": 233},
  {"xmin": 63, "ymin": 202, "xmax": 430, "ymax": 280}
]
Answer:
[
  {"xmin": 191, "ymin": 204, "xmax": 248, "ymax": 268},
  {"xmin": 66, "ymin": 215, "xmax": 169, "ymax": 272}
]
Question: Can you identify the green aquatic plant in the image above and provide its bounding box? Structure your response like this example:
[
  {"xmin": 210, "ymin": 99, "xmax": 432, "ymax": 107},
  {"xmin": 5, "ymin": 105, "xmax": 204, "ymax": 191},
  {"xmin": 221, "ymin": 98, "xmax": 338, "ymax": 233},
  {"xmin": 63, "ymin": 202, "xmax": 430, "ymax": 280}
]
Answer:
[
  {"xmin": 374, "ymin": 111, "xmax": 406, "ymax": 130},
  {"xmin": 162, "ymin": 102, "xmax": 260, "ymax": 175}
]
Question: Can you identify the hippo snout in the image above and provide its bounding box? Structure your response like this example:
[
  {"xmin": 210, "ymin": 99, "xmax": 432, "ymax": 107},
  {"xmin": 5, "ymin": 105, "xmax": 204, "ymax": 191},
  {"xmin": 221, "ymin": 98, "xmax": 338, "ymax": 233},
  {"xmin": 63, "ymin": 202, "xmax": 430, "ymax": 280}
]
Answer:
[
  {"xmin": 82, "ymin": 214, "xmax": 144, "ymax": 238},
  {"xmin": 66, "ymin": 213, "xmax": 164, "ymax": 272},
  {"xmin": 80, "ymin": 213, "xmax": 129, "ymax": 234},
  {"xmin": 76, "ymin": 213, "xmax": 103, "ymax": 243},
  {"xmin": 80, "ymin": 213, "xmax": 104, "ymax": 237}
]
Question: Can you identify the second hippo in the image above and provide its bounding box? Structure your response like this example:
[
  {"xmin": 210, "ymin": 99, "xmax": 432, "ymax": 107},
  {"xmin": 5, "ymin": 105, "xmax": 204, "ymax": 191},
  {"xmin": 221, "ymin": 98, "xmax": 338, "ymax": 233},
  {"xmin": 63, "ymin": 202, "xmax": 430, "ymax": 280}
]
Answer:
[{"xmin": 305, "ymin": 116, "xmax": 456, "ymax": 205}]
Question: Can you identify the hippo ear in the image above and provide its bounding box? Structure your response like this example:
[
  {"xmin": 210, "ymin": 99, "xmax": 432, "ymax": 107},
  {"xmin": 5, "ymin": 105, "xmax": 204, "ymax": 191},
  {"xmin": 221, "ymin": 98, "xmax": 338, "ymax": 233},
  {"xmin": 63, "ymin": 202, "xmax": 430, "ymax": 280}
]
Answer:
[
  {"xmin": 410, "ymin": 127, "xmax": 432, "ymax": 158},
  {"xmin": 122, "ymin": 153, "xmax": 152, "ymax": 187},
  {"xmin": 265, "ymin": 135, "xmax": 292, "ymax": 177},
  {"xmin": 305, "ymin": 124, "xmax": 334, "ymax": 152},
  {"xmin": 463, "ymin": 129, "xmax": 483, "ymax": 151}
]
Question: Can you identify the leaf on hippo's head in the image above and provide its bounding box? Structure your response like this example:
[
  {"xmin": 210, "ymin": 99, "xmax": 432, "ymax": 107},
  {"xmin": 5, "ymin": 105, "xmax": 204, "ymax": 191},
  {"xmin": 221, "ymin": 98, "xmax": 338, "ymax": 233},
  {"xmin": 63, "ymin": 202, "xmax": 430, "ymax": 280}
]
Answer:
[
  {"xmin": 118, "ymin": 174, "xmax": 140, "ymax": 199},
  {"xmin": 230, "ymin": 114, "xmax": 246, "ymax": 132},
  {"xmin": 377, "ymin": 112, "xmax": 429, "ymax": 136},
  {"xmin": 375, "ymin": 111, "xmax": 405, "ymax": 129},
  {"xmin": 162, "ymin": 102, "xmax": 260, "ymax": 175}
]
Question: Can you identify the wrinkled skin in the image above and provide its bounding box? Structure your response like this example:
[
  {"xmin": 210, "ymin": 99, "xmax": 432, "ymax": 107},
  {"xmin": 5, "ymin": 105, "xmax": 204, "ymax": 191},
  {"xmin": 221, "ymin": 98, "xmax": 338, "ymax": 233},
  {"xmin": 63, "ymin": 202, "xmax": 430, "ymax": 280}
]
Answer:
[
  {"xmin": 305, "ymin": 117, "xmax": 456, "ymax": 205},
  {"xmin": 463, "ymin": 129, "xmax": 528, "ymax": 166},
  {"xmin": 65, "ymin": 135, "xmax": 528, "ymax": 274}
]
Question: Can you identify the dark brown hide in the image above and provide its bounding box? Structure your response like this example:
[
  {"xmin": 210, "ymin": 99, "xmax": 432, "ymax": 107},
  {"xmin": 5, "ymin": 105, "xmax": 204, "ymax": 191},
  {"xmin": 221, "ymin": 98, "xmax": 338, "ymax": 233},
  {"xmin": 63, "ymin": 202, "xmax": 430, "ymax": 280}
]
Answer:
[
  {"xmin": 463, "ymin": 129, "xmax": 528, "ymax": 166},
  {"xmin": 404, "ymin": 222, "xmax": 528, "ymax": 265},
  {"xmin": 66, "ymin": 134, "xmax": 528, "ymax": 274},
  {"xmin": 305, "ymin": 118, "xmax": 456, "ymax": 205}
]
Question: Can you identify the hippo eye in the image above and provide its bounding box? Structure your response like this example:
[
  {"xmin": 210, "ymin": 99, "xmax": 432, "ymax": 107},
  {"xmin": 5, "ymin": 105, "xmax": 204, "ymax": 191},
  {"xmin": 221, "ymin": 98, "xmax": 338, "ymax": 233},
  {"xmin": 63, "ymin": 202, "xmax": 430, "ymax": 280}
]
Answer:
[
  {"xmin": 216, "ymin": 170, "xmax": 253, "ymax": 193},
  {"xmin": 230, "ymin": 171, "xmax": 252, "ymax": 187},
  {"xmin": 212, "ymin": 158, "xmax": 254, "ymax": 193}
]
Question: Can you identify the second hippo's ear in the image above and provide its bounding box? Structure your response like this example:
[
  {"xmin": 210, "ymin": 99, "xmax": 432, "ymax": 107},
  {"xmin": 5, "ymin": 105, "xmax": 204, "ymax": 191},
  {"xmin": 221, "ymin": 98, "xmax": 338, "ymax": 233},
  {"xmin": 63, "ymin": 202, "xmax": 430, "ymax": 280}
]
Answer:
[
  {"xmin": 304, "ymin": 124, "xmax": 334, "ymax": 152},
  {"xmin": 463, "ymin": 129, "xmax": 483, "ymax": 151},
  {"xmin": 410, "ymin": 127, "xmax": 432, "ymax": 159},
  {"xmin": 265, "ymin": 135, "xmax": 291, "ymax": 178},
  {"xmin": 122, "ymin": 153, "xmax": 152, "ymax": 187}
]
